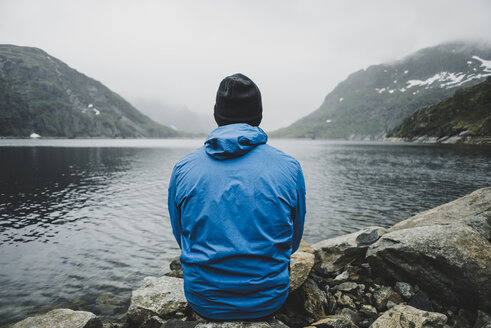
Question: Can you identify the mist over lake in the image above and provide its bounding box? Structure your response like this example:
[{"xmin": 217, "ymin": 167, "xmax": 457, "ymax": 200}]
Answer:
[{"xmin": 0, "ymin": 139, "xmax": 489, "ymax": 326}]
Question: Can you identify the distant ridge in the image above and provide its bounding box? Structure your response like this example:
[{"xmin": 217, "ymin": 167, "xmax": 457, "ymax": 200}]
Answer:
[
  {"xmin": 0, "ymin": 44, "xmax": 184, "ymax": 138},
  {"xmin": 272, "ymin": 41, "xmax": 491, "ymax": 140}
]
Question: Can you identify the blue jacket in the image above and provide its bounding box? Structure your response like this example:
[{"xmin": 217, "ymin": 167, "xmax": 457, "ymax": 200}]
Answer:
[{"xmin": 168, "ymin": 123, "xmax": 306, "ymax": 320}]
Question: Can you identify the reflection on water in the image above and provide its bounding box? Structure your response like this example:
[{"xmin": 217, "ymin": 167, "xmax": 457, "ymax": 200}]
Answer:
[{"xmin": 0, "ymin": 139, "xmax": 490, "ymax": 325}]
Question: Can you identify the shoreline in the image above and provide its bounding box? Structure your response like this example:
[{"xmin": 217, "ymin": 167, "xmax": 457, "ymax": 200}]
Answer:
[{"xmin": 10, "ymin": 186, "xmax": 491, "ymax": 328}]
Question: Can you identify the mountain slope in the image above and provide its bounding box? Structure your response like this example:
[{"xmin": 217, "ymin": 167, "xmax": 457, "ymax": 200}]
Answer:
[
  {"xmin": 272, "ymin": 41, "xmax": 491, "ymax": 139},
  {"xmin": 0, "ymin": 44, "xmax": 182, "ymax": 138},
  {"xmin": 387, "ymin": 77, "xmax": 491, "ymax": 143}
]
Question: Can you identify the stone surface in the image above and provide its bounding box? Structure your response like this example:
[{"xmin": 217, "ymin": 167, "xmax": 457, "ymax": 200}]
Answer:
[
  {"xmin": 165, "ymin": 258, "xmax": 184, "ymax": 278},
  {"xmin": 394, "ymin": 282, "xmax": 415, "ymax": 300},
  {"xmin": 367, "ymin": 189, "xmax": 491, "ymax": 311},
  {"xmin": 312, "ymin": 227, "xmax": 387, "ymax": 274},
  {"xmin": 370, "ymin": 304, "xmax": 447, "ymax": 328},
  {"xmin": 290, "ymin": 240, "xmax": 315, "ymax": 292},
  {"xmin": 310, "ymin": 315, "xmax": 358, "ymax": 328},
  {"xmin": 474, "ymin": 310, "xmax": 491, "ymax": 328},
  {"xmin": 372, "ymin": 286, "xmax": 403, "ymax": 312},
  {"xmin": 194, "ymin": 319, "xmax": 288, "ymax": 328},
  {"xmin": 367, "ymin": 223, "xmax": 491, "ymax": 311},
  {"xmin": 388, "ymin": 187, "xmax": 491, "ymax": 241},
  {"xmin": 127, "ymin": 276, "xmax": 189, "ymax": 327},
  {"xmin": 12, "ymin": 308, "xmax": 102, "ymax": 328}
]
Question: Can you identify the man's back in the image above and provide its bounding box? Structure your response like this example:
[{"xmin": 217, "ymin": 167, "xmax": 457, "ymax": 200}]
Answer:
[{"xmin": 168, "ymin": 123, "xmax": 306, "ymax": 320}]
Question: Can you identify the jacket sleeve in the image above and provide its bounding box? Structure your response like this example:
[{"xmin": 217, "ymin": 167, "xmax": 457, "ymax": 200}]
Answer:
[
  {"xmin": 168, "ymin": 165, "xmax": 182, "ymax": 249},
  {"xmin": 292, "ymin": 163, "xmax": 306, "ymax": 253}
]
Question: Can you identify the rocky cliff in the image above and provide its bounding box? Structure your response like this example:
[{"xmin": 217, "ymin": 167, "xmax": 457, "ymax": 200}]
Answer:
[{"xmin": 0, "ymin": 45, "xmax": 183, "ymax": 138}]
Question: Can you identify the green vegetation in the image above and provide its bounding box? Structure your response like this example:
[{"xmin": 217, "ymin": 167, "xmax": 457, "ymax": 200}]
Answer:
[
  {"xmin": 388, "ymin": 78, "xmax": 491, "ymax": 138},
  {"xmin": 0, "ymin": 44, "xmax": 185, "ymax": 138}
]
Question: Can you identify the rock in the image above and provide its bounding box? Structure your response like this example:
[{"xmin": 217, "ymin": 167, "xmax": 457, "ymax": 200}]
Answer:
[
  {"xmin": 336, "ymin": 293, "xmax": 356, "ymax": 310},
  {"xmin": 12, "ymin": 308, "xmax": 102, "ymax": 328},
  {"xmin": 162, "ymin": 319, "xmax": 199, "ymax": 328},
  {"xmin": 290, "ymin": 240, "xmax": 315, "ymax": 292},
  {"xmin": 309, "ymin": 315, "xmax": 358, "ymax": 328},
  {"xmin": 388, "ymin": 187, "xmax": 491, "ymax": 241},
  {"xmin": 408, "ymin": 290, "xmax": 433, "ymax": 312},
  {"xmin": 127, "ymin": 276, "xmax": 189, "ymax": 327},
  {"xmin": 372, "ymin": 286, "xmax": 403, "ymax": 312},
  {"xmin": 336, "ymin": 307, "xmax": 363, "ymax": 326},
  {"xmin": 367, "ymin": 223, "xmax": 491, "ymax": 311},
  {"xmin": 370, "ymin": 304, "xmax": 447, "ymax": 328},
  {"xmin": 165, "ymin": 258, "xmax": 184, "ymax": 278},
  {"xmin": 302, "ymin": 278, "xmax": 329, "ymax": 321},
  {"xmin": 394, "ymin": 282, "xmax": 415, "ymax": 300},
  {"xmin": 359, "ymin": 305, "xmax": 377, "ymax": 317},
  {"xmin": 312, "ymin": 227, "xmax": 387, "ymax": 274},
  {"xmin": 332, "ymin": 282, "xmax": 359, "ymax": 292},
  {"xmin": 194, "ymin": 319, "xmax": 288, "ymax": 328},
  {"xmin": 368, "ymin": 188, "xmax": 491, "ymax": 311},
  {"xmin": 142, "ymin": 315, "xmax": 167, "ymax": 328},
  {"xmin": 474, "ymin": 310, "xmax": 491, "ymax": 328}
]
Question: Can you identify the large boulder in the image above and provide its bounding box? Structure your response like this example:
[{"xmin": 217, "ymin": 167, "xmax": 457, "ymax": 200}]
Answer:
[
  {"xmin": 388, "ymin": 187, "xmax": 491, "ymax": 239},
  {"xmin": 12, "ymin": 308, "xmax": 102, "ymax": 328},
  {"xmin": 290, "ymin": 240, "xmax": 315, "ymax": 291},
  {"xmin": 370, "ymin": 304, "xmax": 447, "ymax": 328},
  {"xmin": 366, "ymin": 188, "xmax": 491, "ymax": 311},
  {"xmin": 127, "ymin": 276, "xmax": 190, "ymax": 327},
  {"xmin": 312, "ymin": 227, "xmax": 387, "ymax": 274}
]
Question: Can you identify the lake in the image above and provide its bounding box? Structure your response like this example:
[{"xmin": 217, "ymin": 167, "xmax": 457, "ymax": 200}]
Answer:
[{"xmin": 0, "ymin": 139, "xmax": 490, "ymax": 326}]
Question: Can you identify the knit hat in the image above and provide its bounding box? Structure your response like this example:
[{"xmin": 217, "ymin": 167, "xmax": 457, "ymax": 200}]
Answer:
[{"xmin": 214, "ymin": 73, "xmax": 262, "ymax": 126}]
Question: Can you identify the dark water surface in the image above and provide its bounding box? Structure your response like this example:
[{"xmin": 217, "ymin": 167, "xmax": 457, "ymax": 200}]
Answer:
[{"xmin": 0, "ymin": 139, "xmax": 490, "ymax": 325}]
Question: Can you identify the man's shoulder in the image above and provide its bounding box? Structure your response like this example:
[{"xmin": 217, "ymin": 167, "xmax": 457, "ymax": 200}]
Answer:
[
  {"xmin": 174, "ymin": 146, "xmax": 206, "ymax": 170},
  {"xmin": 258, "ymin": 144, "xmax": 301, "ymax": 170}
]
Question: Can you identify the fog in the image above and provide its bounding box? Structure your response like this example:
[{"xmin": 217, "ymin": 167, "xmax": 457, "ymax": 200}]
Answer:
[{"xmin": 1, "ymin": 0, "xmax": 491, "ymax": 131}]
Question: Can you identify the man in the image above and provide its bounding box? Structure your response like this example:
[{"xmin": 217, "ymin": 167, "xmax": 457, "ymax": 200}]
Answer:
[{"xmin": 168, "ymin": 73, "xmax": 306, "ymax": 320}]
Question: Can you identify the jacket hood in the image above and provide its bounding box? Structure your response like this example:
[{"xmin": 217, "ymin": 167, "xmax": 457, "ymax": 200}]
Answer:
[{"xmin": 204, "ymin": 123, "xmax": 268, "ymax": 160}]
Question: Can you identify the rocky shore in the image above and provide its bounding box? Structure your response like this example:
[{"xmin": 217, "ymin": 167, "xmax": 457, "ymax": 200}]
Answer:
[{"xmin": 11, "ymin": 187, "xmax": 491, "ymax": 328}]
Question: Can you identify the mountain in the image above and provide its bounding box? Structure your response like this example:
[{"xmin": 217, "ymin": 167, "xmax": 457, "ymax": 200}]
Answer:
[
  {"xmin": 132, "ymin": 99, "xmax": 216, "ymax": 134},
  {"xmin": 387, "ymin": 77, "xmax": 491, "ymax": 144},
  {"xmin": 0, "ymin": 44, "xmax": 183, "ymax": 138},
  {"xmin": 272, "ymin": 41, "xmax": 491, "ymax": 139}
]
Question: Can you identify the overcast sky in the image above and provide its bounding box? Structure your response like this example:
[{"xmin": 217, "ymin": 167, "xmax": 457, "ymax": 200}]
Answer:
[{"xmin": 1, "ymin": 0, "xmax": 491, "ymax": 131}]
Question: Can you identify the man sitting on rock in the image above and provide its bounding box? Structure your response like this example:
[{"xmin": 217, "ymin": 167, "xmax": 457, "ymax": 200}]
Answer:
[{"xmin": 168, "ymin": 73, "xmax": 306, "ymax": 320}]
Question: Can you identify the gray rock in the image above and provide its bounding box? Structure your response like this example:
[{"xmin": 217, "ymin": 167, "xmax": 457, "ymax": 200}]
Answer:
[
  {"xmin": 332, "ymin": 282, "xmax": 359, "ymax": 292},
  {"xmin": 370, "ymin": 304, "xmax": 447, "ymax": 328},
  {"xmin": 142, "ymin": 315, "xmax": 167, "ymax": 328},
  {"xmin": 302, "ymin": 278, "xmax": 329, "ymax": 321},
  {"xmin": 359, "ymin": 304, "xmax": 377, "ymax": 317},
  {"xmin": 12, "ymin": 308, "xmax": 102, "ymax": 328},
  {"xmin": 474, "ymin": 310, "xmax": 491, "ymax": 328},
  {"xmin": 394, "ymin": 282, "xmax": 415, "ymax": 300},
  {"xmin": 388, "ymin": 187, "xmax": 491, "ymax": 241},
  {"xmin": 290, "ymin": 240, "xmax": 315, "ymax": 292},
  {"xmin": 336, "ymin": 308, "xmax": 363, "ymax": 326},
  {"xmin": 312, "ymin": 227, "xmax": 387, "ymax": 274},
  {"xmin": 165, "ymin": 258, "xmax": 183, "ymax": 279},
  {"xmin": 309, "ymin": 315, "xmax": 358, "ymax": 328},
  {"xmin": 127, "ymin": 276, "xmax": 189, "ymax": 327},
  {"xmin": 367, "ymin": 224, "xmax": 491, "ymax": 311},
  {"xmin": 372, "ymin": 286, "xmax": 403, "ymax": 312},
  {"xmin": 194, "ymin": 319, "xmax": 288, "ymax": 328}
]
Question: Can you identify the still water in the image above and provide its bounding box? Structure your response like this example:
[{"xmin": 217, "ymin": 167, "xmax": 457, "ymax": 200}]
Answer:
[{"xmin": 0, "ymin": 139, "xmax": 490, "ymax": 325}]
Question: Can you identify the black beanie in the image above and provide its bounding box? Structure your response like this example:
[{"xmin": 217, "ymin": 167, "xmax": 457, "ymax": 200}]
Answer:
[{"xmin": 214, "ymin": 73, "xmax": 262, "ymax": 127}]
